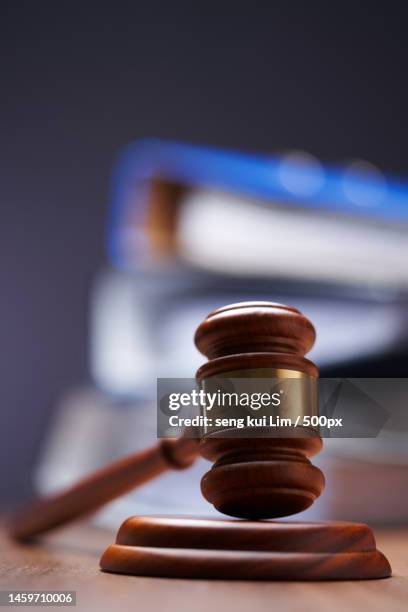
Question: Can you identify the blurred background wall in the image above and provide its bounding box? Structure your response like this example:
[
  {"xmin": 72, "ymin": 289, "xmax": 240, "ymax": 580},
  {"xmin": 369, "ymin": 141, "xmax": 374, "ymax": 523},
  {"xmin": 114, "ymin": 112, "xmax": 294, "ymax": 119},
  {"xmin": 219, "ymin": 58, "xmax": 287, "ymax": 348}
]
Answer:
[{"xmin": 1, "ymin": 1, "xmax": 408, "ymax": 503}]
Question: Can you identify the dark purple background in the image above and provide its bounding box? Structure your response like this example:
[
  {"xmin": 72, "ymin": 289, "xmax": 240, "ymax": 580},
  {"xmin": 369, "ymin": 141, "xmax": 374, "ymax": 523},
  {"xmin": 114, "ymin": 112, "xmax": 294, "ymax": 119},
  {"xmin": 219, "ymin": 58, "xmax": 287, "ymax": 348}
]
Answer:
[{"xmin": 1, "ymin": 2, "xmax": 408, "ymax": 501}]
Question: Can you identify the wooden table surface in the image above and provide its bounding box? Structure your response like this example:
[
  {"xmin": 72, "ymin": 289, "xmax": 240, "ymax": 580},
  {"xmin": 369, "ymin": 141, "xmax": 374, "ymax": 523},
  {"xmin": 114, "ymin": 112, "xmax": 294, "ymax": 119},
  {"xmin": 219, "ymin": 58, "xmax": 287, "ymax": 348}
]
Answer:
[{"xmin": 1, "ymin": 522, "xmax": 407, "ymax": 611}]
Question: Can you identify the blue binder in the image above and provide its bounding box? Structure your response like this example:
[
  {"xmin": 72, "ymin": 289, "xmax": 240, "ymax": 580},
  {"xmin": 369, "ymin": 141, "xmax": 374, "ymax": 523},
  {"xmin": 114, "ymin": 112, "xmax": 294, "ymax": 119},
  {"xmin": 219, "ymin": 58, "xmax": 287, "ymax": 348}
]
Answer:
[{"xmin": 108, "ymin": 139, "xmax": 408, "ymax": 269}]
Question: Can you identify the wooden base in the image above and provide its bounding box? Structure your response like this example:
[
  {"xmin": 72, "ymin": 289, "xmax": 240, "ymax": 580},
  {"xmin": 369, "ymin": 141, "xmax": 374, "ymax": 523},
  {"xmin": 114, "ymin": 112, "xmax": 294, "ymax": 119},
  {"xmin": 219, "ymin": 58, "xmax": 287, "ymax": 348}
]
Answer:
[{"xmin": 100, "ymin": 516, "xmax": 391, "ymax": 581}]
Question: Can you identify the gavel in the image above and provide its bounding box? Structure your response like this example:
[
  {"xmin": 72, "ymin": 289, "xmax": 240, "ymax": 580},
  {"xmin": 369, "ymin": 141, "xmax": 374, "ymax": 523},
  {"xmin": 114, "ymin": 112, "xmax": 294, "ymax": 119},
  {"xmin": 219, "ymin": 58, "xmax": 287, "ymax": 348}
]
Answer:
[{"xmin": 10, "ymin": 301, "xmax": 324, "ymax": 541}]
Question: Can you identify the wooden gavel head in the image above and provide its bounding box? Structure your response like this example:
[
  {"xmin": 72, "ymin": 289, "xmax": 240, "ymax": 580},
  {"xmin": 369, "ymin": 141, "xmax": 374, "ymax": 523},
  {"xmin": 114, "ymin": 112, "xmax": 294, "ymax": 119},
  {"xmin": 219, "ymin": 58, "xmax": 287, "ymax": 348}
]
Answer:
[{"xmin": 194, "ymin": 301, "xmax": 324, "ymax": 520}]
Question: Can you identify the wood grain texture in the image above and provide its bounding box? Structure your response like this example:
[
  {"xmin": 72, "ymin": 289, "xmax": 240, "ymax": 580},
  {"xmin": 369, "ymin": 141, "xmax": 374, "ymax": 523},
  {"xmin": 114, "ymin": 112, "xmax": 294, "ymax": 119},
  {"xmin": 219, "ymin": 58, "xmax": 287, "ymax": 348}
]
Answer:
[
  {"xmin": 115, "ymin": 516, "xmax": 377, "ymax": 552},
  {"xmin": 100, "ymin": 516, "xmax": 391, "ymax": 581},
  {"xmin": 199, "ymin": 435, "xmax": 324, "ymax": 519},
  {"xmin": 0, "ymin": 524, "xmax": 405, "ymax": 612},
  {"xmin": 194, "ymin": 302, "xmax": 316, "ymax": 360}
]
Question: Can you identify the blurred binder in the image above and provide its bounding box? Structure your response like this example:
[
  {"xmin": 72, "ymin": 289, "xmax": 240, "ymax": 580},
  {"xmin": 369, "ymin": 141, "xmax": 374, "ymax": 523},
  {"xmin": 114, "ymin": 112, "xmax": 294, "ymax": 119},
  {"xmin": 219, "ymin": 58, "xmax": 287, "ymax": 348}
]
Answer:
[{"xmin": 109, "ymin": 139, "xmax": 408, "ymax": 290}]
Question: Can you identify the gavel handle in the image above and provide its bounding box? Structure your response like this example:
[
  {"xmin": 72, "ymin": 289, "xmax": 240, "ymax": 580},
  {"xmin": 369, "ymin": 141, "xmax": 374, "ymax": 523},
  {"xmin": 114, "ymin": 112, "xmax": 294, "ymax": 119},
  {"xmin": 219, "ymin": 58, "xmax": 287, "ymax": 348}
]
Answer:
[{"xmin": 9, "ymin": 437, "xmax": 199, "ymax": 542}]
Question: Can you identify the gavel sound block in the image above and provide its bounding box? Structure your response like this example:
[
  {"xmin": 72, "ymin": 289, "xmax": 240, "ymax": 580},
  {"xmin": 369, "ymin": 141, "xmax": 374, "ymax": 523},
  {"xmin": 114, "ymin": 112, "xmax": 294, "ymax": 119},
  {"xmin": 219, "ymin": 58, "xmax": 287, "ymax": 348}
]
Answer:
[{"xmin": 100, "ymin": 302, "xmax": 391, "ymax": 580}]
